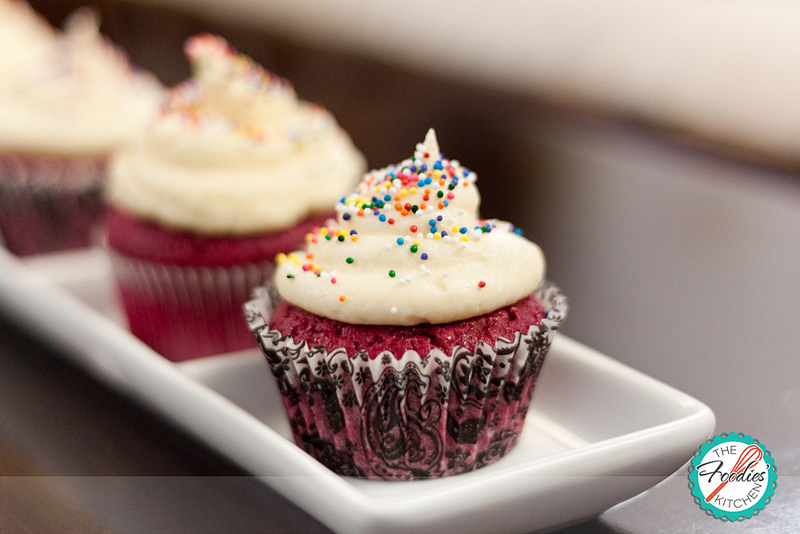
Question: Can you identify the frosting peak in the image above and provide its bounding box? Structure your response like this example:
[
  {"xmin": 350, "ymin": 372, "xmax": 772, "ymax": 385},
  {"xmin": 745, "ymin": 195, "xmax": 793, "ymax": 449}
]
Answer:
[
  {"xmin": 274, "ymin": 129, "xmax": 546, "ymax": 325},
  {"xmin": 108, "ymin": 35, "xmax": 365, "ymax": 235},
  {"xmin": 183, "ymin": 34, "xmax": 295, "ymax": 128},
  {"xmin": 0, "ymin": 3, "xmax": 164, "ymax": 154}
]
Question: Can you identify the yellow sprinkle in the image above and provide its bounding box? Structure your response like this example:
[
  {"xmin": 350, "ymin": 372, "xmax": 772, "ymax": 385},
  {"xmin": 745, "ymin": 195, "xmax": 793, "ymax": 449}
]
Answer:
[
  {"xmin": 434, "ymin": 233, "xmax": 442, "ymax": 240},
  {"xmin": 413, "ymin": 240, "xmax": 420, "ymax": 246},
  {"xmin": 409, "ymin": 187, "xmax": 417, "ymax": 194},
  {"xmin": 452, "ymin": 226, "xmax": 459, "ymax": 233},
  {"xmin": 400, "ymin": 188, "xmax": 407, "ymax": 197},
  {"xmin": 461, "ymin": 235, "xmax": 469, "ymax": 242},
  {"xmin": 433, "ymin": 170, "xmax": 442, "ymax": 178},
  {"xmin": 320, "ymin": 228, "xmax": 328, "ymax": 235},
  {"xmin": 276, "ymin": 253, "xmax": 287, "ymax": 264}
]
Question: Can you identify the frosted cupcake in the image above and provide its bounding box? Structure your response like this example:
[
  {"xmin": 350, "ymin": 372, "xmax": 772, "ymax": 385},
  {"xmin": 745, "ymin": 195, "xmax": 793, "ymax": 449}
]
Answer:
[
  {"xmin": 245, "ymin": 129, "xmax": 566, "ymax": 479},
  {"xmin": 106, "ymin": 35, "xmax": 366, "ymax": 361},
  {"xmin": 0, "ymin": 4, "xmax": 163, "ymax": 256}
]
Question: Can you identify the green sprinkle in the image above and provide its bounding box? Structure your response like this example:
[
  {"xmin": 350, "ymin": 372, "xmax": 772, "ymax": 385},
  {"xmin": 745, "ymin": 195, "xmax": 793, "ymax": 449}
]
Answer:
[
  {"xmin": 437, "ymin": 190, "xmax": 444, "ymax": 198},
  {"xmin": 325, "ymin": 234, "xmax": 332, "ymax": 240},
  {"xmin": 286, "ymin": 274, "xmax": 295, "ymax": 279},
  {"xmin": 346, "ymin": 257, "xmax": 354, "ymax": 264},
  {"xmin": 389, "ymin": 270, "xmax": 396, "ymax": 277},
  {"xmin": 410, "ymin": 245, "xmax": 418, "ymax": 253},
  {"xmin": 338, "ymin": 235, "xmax": 345, "ymax": 242},
  {"xmin": 448, "ymin": 183, "xmax": 456, "ymax": 190},
  {"xmin": 411, "ymin": 205, "xmax": 419, "ymax": 213}
]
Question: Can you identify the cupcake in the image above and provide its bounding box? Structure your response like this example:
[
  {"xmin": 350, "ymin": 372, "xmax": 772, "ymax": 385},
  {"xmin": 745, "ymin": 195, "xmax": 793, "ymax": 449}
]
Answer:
[
  {"xmin": 245, "ymin": 129, "xmax": 567, "ymax": 479},
  {"xmin": 0, "ymin": 3, "xmax": 163, "ymax": 256},
  {"xmin": 105, "ymin": 35, "xmax": 366, "ymax": 361}
]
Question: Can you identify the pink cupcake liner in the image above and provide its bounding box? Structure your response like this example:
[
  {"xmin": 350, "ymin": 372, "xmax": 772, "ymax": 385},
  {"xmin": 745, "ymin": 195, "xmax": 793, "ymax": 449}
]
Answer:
[
  {"xmin": 0, "ymin": 152, "xmax": 107, "ymax": 256},
  {"xmin": 244, "ymin": 282, "xmax": 567, "ymax": 480},
  {"xmin": 108, "ymin": 250, "xmax": 274, "ymax": 361}
]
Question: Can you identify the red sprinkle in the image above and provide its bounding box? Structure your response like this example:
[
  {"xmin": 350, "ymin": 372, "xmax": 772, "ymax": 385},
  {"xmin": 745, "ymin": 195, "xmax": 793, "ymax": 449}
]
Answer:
[
  {"xmin": 478, "ymin": 281, "xmax": 486, "ymax": 288},
  {"xmin": 410, "ymin": 225, "xmax": 418, "ymax": 233}
]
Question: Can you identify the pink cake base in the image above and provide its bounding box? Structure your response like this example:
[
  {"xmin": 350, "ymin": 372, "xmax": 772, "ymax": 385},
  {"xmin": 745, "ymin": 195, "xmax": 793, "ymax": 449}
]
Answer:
[
  {"xmin": 107, "ymin": 209, "xmax": 334, "ymax": 361},
  {"xmin": 0, "ymin": 152, "xmax": 107, "ymax": 256},
  {"xmin": 269, "ymin": 294, "xmax": 547, "ymax": 358},
  {"xmin": 106, "ymin": 209, "xmax": 333, "ymax": 267},
  {"xmin": 245, "ymin": 283, "xmax": 567, "ymax": 479}
]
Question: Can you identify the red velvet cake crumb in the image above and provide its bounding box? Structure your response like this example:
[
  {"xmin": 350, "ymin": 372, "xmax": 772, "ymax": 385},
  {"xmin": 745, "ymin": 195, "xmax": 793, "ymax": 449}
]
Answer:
[
  {"xmin": 269, "ymin": 294, "xmax": 546, "ymax": 358},
  {"xmin": 106, "ymin": 209, "xmax": 334, "ymax": 267}
]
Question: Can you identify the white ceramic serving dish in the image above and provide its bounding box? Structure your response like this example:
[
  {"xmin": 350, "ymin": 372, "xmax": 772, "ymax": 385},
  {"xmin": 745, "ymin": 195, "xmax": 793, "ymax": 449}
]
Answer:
[{"xmin": 0, "ymin": 247, "xmax": 714, "ymax": 534}]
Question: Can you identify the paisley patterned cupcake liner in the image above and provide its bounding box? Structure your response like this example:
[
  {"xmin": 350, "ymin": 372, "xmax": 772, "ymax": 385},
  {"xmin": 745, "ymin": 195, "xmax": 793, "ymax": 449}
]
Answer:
[
  {"xmin": 0, "ymin": 152, "xmax": 107, "ymax": 256},
  {"xmin": 244, "ymin": 281, "xmax": 567, "ymax": 480}
]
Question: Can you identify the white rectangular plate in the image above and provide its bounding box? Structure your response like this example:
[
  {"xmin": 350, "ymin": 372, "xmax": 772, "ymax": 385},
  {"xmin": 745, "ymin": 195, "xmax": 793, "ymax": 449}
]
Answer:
[{"xmin": 0, "ymin": 247, "xmax": 714, "ymax": 534}]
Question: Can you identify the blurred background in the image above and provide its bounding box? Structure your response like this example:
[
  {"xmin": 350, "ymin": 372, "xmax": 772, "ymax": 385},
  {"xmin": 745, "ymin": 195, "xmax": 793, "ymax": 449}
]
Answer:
[{"xmin": 4, "ymin": 0, "xmax": 800, "ymax": 532}]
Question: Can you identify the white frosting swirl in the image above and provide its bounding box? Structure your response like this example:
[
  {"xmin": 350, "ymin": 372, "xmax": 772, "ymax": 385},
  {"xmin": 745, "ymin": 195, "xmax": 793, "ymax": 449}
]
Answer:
[
  {"xmin": 0, "ymin": 6, "xmax": 163, "ymax": 154},
  {"xmin": 108, "ymin": 34, "xmax": 366, "ymax": 235},
  {"xmin": 0, "ymin": 1, "xmax": 58, "ymax": 90},
  {"xmin": 274, "ymin": 129, "xmax": 546, "ymax": 325}
]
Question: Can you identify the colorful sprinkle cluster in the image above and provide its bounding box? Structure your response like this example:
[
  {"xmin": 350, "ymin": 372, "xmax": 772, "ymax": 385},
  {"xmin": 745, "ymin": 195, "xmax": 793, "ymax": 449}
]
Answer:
[
  {"xmin": 165, "ymin": 34, "xmax": 294, "ymax": 141},
  {"xmin": 277, "ymin": 131, "xmax": 526, "ymax": 306}
]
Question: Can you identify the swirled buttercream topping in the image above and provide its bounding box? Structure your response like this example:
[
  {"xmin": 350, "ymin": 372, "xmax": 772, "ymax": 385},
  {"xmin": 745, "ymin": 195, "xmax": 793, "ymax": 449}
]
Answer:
[
  {"xmin": 0, "ymin": 0, "xmax": 58, "ymax": 90},
  {"xmin": 108, "ymin": 34, "xmax": 366, "ymax": 236},
  {"xmin": 274, "ymin": 129, "xmax": 546, "ymax": 325},
  {"xmin": 0, "ymin": 7, "xmax": 163, "ymax": 154}
]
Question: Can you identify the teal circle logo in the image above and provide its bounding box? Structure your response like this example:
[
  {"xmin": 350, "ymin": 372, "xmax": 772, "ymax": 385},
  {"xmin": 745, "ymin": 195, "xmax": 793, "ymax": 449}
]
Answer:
[{"xmin": 689, "ymin": 432, "xmax": 777, "ymax": 521}]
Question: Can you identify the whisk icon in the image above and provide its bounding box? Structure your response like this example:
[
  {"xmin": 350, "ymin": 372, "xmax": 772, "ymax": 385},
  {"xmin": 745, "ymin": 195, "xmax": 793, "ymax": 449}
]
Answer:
[{"xmin": 705, "ymin": 444, "xmax": 763, "ymax": 503}]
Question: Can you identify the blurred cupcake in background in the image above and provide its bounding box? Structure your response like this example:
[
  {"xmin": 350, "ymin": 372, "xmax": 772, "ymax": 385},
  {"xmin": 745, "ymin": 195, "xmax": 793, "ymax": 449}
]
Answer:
[
  {"xmin": 105, "ymin": 34, "xmax": 366, "ymax": 361},
  {"xmin": 0, "ymin": 2, "xmax": 164, "ymax": 256}
]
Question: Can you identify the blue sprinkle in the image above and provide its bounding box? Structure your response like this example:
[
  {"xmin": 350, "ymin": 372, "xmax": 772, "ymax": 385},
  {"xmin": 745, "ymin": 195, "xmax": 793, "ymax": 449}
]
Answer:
[
  {"xmin": 433, "ymin": 162, "xmax": 443, "ymax": 170},
  {"xmin": 350, "ymin": 230, "xmax": 357, "ymax": 235},
  {"xmin": 436, "ymin": 215, "xmax": 443, "ymax": 222},
  {"xmin": 430, "ymin": 226, "xmax": 437, "ymax": 234},
  {"xmin": 459, "ymin": 227, "xmax": 467, "ymax": 234},
  {"xmin": 425, "ymin": 177, "xmax": 432, "ymax": 185},
  {"xmin": 373, "ymin": 209, "xmax": 380, "ymax": 216},
  {"xmin": 420, "ymin": 164, "xmax": 428, "ymax": 171},
  {"xmin": 417, "ymin": 180, "xmax": 425, "ymax": 187},
  {"xmin": 379, "ymin": 214, "xmax": 387, "ymax": 222},
  {"xmin": 421, "ymin": 253, "xmax": 428, "ymax": 260},
  {"xmin": 397, "ymin": 238, "xmax": 404, "ymax": 245},
  {"xmin": 441, "ymin": 231, "xmax": 448, "ymax": 237},
  {"xmin": 342, "ymin": 213, "xmax": 351, "ymax": 221},
  {"xmin": 443, "ymin": 200, "xmax": 449, "ymax": 207},
  {"xmin": 410, "ymin": 166, "xmax": 417, "ymax": 173},
  {"xmin": 429, "ymin": 219, "xmax": 436, "ymax": 226},
  {"xmin": 383, "ymin": 194, "xmax": 392, "ymax": 201},
  {"xmin": 514, "ymin": 228, "xmax": 523, "ymax": 235}
]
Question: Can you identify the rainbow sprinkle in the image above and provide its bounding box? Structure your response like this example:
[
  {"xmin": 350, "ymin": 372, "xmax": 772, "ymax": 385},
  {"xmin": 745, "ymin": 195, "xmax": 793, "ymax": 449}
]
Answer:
[{"xmin": 281, "ymin": 131, "xmax": 527, "ymax": 307}]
